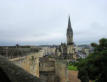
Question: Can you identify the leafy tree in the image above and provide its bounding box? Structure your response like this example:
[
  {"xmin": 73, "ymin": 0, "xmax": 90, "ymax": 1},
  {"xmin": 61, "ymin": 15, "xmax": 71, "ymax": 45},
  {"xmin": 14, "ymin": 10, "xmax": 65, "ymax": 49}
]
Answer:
[{"xmin": 78, "ymin": 38, "xmax": 107, "ymax": 82}]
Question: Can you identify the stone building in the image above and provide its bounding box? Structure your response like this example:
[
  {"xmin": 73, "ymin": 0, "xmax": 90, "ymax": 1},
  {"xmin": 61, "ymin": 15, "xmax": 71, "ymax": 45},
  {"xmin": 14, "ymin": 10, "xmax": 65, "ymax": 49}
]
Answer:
[{"xmin": 55, "ymin": 17, "xmax": 77, "ymax": 60}]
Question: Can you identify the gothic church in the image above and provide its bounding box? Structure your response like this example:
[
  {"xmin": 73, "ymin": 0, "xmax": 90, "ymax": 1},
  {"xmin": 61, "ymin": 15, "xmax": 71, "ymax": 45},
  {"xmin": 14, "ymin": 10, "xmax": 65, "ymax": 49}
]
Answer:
[{"xmin": 55, "ymin": 17, "xmax": 77, "ymax": 60}]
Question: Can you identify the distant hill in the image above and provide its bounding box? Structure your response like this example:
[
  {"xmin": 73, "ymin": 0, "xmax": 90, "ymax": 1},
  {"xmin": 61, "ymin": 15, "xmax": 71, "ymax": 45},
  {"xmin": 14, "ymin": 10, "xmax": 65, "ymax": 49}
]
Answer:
[{"xmin": 78, "ymin": 44, "xmax": 91, "ymax": 49}]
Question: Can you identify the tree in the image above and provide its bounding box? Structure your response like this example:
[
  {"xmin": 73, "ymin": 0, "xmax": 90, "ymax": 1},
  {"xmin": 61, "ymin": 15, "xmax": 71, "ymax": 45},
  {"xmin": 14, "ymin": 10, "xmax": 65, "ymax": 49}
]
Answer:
[{"xmin": 78, "ymin": 38, "xmax": 107, "ymax": 82}]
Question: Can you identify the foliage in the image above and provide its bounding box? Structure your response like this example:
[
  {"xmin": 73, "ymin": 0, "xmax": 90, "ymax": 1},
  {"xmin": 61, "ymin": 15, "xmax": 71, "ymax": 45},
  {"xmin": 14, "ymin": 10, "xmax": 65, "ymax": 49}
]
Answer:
[
  {"xmin": 68, "ymin": 60, "xmax": 79, "ymax": 71},
  {"xmin": 77, "ymin": 38, "xmax": 107, "ymax": 82},
  {"xmin": 68, "ymin": 65, "xmax": 78, "ymax": 71}
]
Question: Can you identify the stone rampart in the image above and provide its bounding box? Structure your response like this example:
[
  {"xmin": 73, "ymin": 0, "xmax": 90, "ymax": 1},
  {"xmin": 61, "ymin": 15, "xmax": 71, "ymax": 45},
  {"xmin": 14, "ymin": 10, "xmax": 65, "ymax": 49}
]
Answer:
[
  {"xmin": 55, "ymin": 60, "xmax": 68, "ymax": 82},
  {"xmin": 9, "ymin": 52, "xmax": 43, "ymax": 77},
  {"xmin": 68, "ymin": 70, "xmax": 80, "ymax": 82},
  {"xmin": 39, "ymin": 57, "xmax": 55, "ymax": 82}
]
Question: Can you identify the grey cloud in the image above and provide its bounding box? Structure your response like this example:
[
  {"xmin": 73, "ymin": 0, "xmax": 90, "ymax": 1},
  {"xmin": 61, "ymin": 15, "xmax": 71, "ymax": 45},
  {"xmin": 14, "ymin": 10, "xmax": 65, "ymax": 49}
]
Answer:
[{"xmin": 0, "ymin": 0, "xmax": 107, "ymax": 45}]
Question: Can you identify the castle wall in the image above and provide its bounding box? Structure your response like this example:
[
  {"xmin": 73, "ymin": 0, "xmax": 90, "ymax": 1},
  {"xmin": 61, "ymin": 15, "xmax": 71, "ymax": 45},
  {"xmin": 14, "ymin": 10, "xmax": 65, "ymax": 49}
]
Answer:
[
  {"xmin": 0, "ymin": 56, "xmax": 42, "ymax": 82},
  {"xmin": 68, "ymin": 70, "xmax": 80, "ymax": 82},
  {"xmin": 55, "ymin": 60, "xmax": 68, "ymax": 82},
  {"xmin": 39, "ymin": 58, "xmax": 55, "ymax": 82},
  {"xmin": 40, "ymin": 72, "xmax": 55, "ymax": 82},
  {"xmin": 39, "ymin": 61, "xmax": 55, "ymax": 72},
  {"xmin": 9, "ymin": 52, "xmax": 44, "ymax": 77}
]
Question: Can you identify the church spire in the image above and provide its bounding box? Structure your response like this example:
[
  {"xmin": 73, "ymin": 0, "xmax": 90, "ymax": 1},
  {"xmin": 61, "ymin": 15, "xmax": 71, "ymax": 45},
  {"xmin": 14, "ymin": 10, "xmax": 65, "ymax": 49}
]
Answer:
[
  {"xmin": 68, "ymin": 16, "xmax": 71, "ymax": 28},
  {"xmin": 68, "ymin": 16, "xmax": 72, "ymax": 30},
  {"xmin": 66, "ymin": 16, "xmax": 73, "ymax": 45}
]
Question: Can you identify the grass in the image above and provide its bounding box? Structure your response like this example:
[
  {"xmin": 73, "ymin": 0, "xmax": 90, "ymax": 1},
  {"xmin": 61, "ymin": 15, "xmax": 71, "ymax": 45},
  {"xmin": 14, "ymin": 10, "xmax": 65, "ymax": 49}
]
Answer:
[{"xmin": 68, "ymin": 65, "xmax": 78, "ymax": 71}]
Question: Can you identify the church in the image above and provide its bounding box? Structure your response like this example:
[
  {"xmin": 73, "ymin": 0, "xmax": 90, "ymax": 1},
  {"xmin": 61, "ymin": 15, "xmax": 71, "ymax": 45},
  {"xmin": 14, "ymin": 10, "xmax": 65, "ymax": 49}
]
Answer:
[{"xmin": 55, "ymin": 17, "xmax": 77, "ymax": 60}]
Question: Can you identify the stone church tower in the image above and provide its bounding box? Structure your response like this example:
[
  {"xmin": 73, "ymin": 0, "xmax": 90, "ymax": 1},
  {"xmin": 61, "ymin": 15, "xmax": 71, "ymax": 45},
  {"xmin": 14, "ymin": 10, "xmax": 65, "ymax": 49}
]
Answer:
[
  {"xmin": 55, "ymin": 16, "xmax": 77, "ymax": 60},
  {"xmin": 67, "ymin": 16, "xmax": 73, "ymax": 45},
  {"xmin": 66, "ymin": 17, "xmax": 75, "ymax": 57}
]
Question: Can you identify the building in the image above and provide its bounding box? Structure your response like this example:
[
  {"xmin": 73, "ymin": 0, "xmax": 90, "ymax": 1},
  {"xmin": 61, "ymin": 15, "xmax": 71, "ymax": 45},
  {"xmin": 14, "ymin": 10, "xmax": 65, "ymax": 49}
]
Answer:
[{"xmin": 55, "ymin": 17, "xmax": 77, "ymax": 60}]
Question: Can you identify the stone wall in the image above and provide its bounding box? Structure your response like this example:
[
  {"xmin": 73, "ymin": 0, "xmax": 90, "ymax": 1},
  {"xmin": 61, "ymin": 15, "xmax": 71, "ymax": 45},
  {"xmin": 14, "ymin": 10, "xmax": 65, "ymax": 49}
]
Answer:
[
  {"xmin": 0, "ymin": 46, "xmax": 41, "ymax": 58},
  {"xmin": 40, "ymin": 72, "xmax": 55, "ymax": 82},
  {"xmin": 39, "ymin": 58, "xmax": 55, "ymax": 72},
  {"xmin": 9, "ymin": 53, "xmax": 84, "ymax": 82},
  {"xmin": 39, "ymin": 58, "xmax": 55, "ymax": 82},
  {"xmin": 9, "ymin": 52, "xmax": 43, "ymax": 77},
  {"xmin": 0, "ymin": 56, "xmax": 42, "ymax": 82},
  {"xmin": 68, "ymin": 70, "xmax": 80, "ymax": 82},
  {"xmin": 39, "ymin": 58, "xmax": 81, "ymax": 82},
  {"xmin": 55, "ymin": 60, "xmax": 68, "ymax": 82}
]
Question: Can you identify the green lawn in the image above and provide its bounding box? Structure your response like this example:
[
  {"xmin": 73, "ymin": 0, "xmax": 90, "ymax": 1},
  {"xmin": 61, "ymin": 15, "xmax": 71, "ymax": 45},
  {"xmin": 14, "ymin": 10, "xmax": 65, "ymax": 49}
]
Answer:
[{"xmin": 68, "ymin": 65, "xmax": 78, "ymax": 71}]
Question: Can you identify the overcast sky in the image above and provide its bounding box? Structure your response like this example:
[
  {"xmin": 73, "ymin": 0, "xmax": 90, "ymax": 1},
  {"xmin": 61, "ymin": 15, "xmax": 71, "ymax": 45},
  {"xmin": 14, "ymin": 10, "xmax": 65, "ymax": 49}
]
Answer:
[{"xmin": 0, "ymin": 0, "xmax": 107, "ymax": 45}]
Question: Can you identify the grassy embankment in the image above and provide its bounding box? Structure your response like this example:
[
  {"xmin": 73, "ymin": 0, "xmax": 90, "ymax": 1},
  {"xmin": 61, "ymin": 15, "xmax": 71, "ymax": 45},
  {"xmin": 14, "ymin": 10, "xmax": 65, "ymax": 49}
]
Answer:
[{"xmin": 68, "ymin": 65, "xmax": 78, "ymax": 71}]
